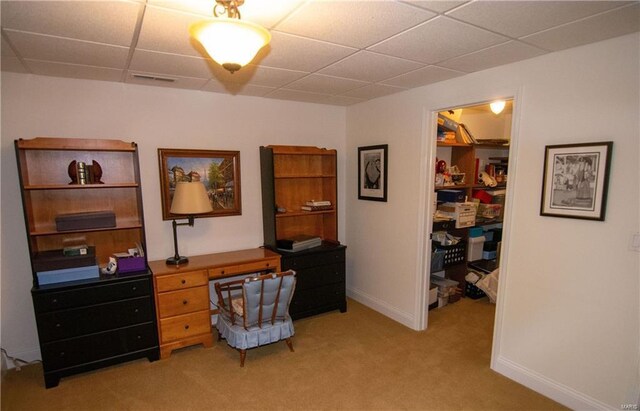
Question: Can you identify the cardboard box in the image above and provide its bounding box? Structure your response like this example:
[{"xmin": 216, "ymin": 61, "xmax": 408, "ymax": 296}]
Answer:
[
  {"xmin": 438, "ymin": 202, "xmax": 476, "ymax": 228},
  {"xmin": 37, "ymin": 265, "xmax": 99, "ymax": 285},
  {"xmin": 437, "ymin": 189, "xmax": 465, "ymax": 203}
]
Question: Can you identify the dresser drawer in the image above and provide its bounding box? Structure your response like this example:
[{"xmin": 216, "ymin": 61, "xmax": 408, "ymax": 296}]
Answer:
[
  {"xmin": 291, "ymin": 283, "xmax": 345, "ymax": 313},
  {"xmin": 41, "ymin": 322, "xmax": 156, "ymax": 372},
  {"xmin": 37, "ymin": 296, "xmax": 154, "ymax": 343},
  {"xmin": 208, "ymin": 258, "xmax": 279, "ymax": 278},
  {"xmin": 294, "ymin": 263, "xmax": 345, "ymax": 291},
  {"xmin": 157, "ymin": 286, "xmax": 209, "ymax": 318},
  {"xmin": 159, "ymin": 311, "xmax": 211, "ymax": 344},
  {"xmin": 33, "ymin": 278, "xmax": 151, "ymax": 313},
  {"xmin": 281, "ymin": 248, "xmax": 345, "ymax": 271},
  {"xmin": 155, "ymin": 270, "xmax": 208, "ymax": 293}
]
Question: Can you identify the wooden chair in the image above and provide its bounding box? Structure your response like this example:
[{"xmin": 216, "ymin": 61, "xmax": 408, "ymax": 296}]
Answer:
[{"xmin": 214, "ymin": 270, "xmax": 296, "ymax": 367}]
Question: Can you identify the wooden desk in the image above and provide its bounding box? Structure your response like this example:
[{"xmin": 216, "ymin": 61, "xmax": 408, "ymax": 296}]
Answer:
[{"xmin": 149, "ymin": 248, "xmax": 281, "ymax": 359}]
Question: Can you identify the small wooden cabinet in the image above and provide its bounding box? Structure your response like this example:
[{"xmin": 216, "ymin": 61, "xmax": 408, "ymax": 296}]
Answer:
[
  {"xmin": 260, "ymin": 145, "xmax": 346, "ymax": 319},
  {"xmin": 14, "ymin": 137, "xmax": 158, "ymax": 388}
]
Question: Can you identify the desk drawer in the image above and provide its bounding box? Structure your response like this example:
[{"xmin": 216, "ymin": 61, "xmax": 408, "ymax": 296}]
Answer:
[
  {"xmin": 208, "ymin": 258, "xmax": 279, "ymax": 278},
  {"xmin": 37, "ymin": 296, "xmax": 153, "ymax": 343},
  {"xmin": 33, "ymin": 278, "xmax": 151, "ymax": 313},
  {"xmin": 157, "ymin": 287, "xmax": 209, "ymax": 318},
  {"xmin": 159, "ymin": 311, "xmax": 211, "ymax": 343},
  {"xmin": 155, "ymin": 270, "xmax": 208, "ymax": 293}
]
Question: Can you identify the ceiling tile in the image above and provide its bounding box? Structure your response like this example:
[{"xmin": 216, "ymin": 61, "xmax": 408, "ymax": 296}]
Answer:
[
  {"xmin": 2, "ymin": 36, "xmax": 17, "ymax": 57},
  {"xmin": 369, "ymin": 16, "xmax": 508, "ymax": 64},
  {"xmin": 24, "ymin": 59, "xmax": 124, "ymax": 82},
  {"xmin": 148, "ymin": 0, "xmax": 305, "ymax": 28},
  {"xmin": 125, "ymin": 70, "xmax": 209, "ymax": 90},
  {"xmin": 276, "ymin": 0, "xmax": 436, "ymax": 48},
  {"xmin": 1, "ymin": 57, "xmax": 28, "ymax": 73},
  {"xmin": 265, "ymin": 88, "xmax": 363, "ymax": 106},
  {"xmin": 254, "ymin": 31, "xmax": 357, "ymax": 72},
  {"xmin": 439, "ymin": 41, "xmax": 548, "ymax": 73},
  {"xmin": 447, "ymin": 1, "xmax": 632, "ymax": 38},
  {"xmin": 129, "ymin": 49, "xmax": 213, "ymax": 78},
  {"xmin": 284, "ymin": 74, "xmax": 369, "ymax": 94},
  {"xmin": 521, "ymin": 3, "xmax": 640, "ymax": 51},
  {"xmin": 381, "ymin": 65, "xmax": 464, "ymax": 88},
  {"xmin": 4, "ymin": 30, "xmax": 130, "ymax": 69},
  {"xmin": 342, "ymin": 84, "xmax": 407, "ymax": 100},
  {"xmin": 1, "ymin": 0, "xmax": 142, "ymax": 46},
  {"xmin": 202, "ymin": 80, "xmax": 276, "ymax": 97},
  {"xmin": 136, "ymin": 5, "xmax": 208, "ymax": 57},
  {"xmin": 401, "ymin": 1, "xmax": 467, "ymax": 14},
  {"xmin": 319, "ymin": 51, "xmax": 424, "ymax": 83}
]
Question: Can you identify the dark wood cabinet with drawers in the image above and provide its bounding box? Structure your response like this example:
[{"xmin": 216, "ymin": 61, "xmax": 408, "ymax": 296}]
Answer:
[
  {"xmin": 281, "ymin": 244, "xmax": 347, "ymax": 320},
  {"xmin": 32, "ymin": 274, "xmax": 158, "ymax": 388},
  {"xmin": 15, "ymin": 138, "xmax": 159, "ymax": 388}
]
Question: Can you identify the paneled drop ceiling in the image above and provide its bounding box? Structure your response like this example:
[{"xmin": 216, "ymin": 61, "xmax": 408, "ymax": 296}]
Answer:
[{"xmin": 2, "ymin": 1, "xmax": 639, "ymax": 106}]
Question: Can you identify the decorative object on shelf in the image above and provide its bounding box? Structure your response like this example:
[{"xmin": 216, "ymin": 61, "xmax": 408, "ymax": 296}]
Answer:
[
  {"xmin": 68, "ymin": 160, "xmax": 103, "ymax": 184},
  {"xmin": 479, "ymin": 171, "xmax": 497, "ymax": 187},
  {"xmin": 158, "ymin": 148, "xmax": 241, "ymax": 220},
  {"xmin": 166, "ymin": 181, "xmax": 213, "ymax": 265},
  {"xmin": 189, "ymin": 0, "xmax": 271, "ymax": 74},
  {"xmin": 540, "ymin": 141, "xmax": 612, "ymax": 221},
  {"xmin": 358, "ymin": 144, "xmax": 388, "ymax": 202}
]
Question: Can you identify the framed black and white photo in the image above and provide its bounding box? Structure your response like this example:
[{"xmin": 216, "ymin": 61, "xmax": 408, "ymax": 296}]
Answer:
[
  {"xmin": 540, "ymin": 141, "xmax": 612, "ymax": 221},
  {"xmin": 358, "ymin": 144, "xmax": 388, "ymax": 202}
]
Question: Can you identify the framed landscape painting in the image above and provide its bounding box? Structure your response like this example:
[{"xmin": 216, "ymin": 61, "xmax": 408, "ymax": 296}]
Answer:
[
  {"xmin": 158, "ymin": 148, "xmax": 241, "ymax": 220},
  {"xmin": 540, "ymin": 141, "xmax": 612, "ymax": 221},
  {"xmin": 358, "ymin": 144, "xmax": 388, "ymax": 202}
]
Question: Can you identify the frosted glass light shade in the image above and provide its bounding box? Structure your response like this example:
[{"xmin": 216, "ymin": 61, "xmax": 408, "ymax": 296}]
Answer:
[
  {"xmin": 190, "ymin": 18, "xmax": 271, "ymax": 73},
  {"xmin": 170, "ymin": 182, "xmax": 213, "ymax": 215},
  {"xmin": 490, "ymin": 100, "xmax": 506, "ymax": 114}
]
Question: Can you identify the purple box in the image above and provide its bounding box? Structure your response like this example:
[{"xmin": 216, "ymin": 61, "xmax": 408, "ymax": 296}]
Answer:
[{"xmin": 117, "ymin": 256, "xmax": 146, "ymax": 273}]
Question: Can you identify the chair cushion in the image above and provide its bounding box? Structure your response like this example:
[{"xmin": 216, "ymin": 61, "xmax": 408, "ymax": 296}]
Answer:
[{"xmin": 216, "ymin": 314, "xmax": 294, "ymax": 350}]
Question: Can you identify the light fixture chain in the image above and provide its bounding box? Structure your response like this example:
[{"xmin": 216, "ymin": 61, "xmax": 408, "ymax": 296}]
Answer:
[{"xmin": 213, "ymin": 0, "xmax": 243, "ymax": 19}]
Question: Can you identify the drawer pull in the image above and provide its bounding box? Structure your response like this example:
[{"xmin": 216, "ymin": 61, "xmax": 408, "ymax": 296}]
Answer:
[
  {"xmin": 52, "ymin": 298, "xmax": 58, "ymax": 304},
  {"xmin": 59, "ymin": 352, "xmax": 65, "ymax": 357},
  {"xmin": 137, "ymin": 335, "xmax": 142, "ymax": 340},
  {"xmin": 266, "ymin": 263, "xmax": 270, "ymax": 267},
  {"xmin": 132, "ymin": 286, "xmax": 137, "ymax": 291},
  {"xmin": 221, "ymin": 270, "xmax": 225, "ymax": 274},
  {"xmin": 134, "ymin": 308, "xmax": 139, "ymax": 313},
  {"xmin": 55, "ymin": 323, "xmax": 61, "ymax": 328},
  {"xmin": 183, "ymin": 300, "xmax": 188, "ymax": 305},
  {"xmin": 181, "ymin": 279, "xmax": 186, "ymax": 284},
  {"xmin": 184, "ymin": 324, "xmax": 190, "ymax": 330}
]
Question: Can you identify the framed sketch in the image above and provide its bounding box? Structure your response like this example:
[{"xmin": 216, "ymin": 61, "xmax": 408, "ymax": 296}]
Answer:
[
  {"xmin": 158, "ymin": 148, "xmax": 241, "ymax": 220},
  {"xmin": 358, "ymin": 144, "xmax": 388, "ymax": 202},
  {"xmin": 540, "ymin": 141, "xmax": 612, "ymax": 221}
]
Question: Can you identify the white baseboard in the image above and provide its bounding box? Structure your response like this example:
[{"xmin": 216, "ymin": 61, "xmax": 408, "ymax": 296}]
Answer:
[
  {"xmin": 493, "ymin": 355, "xmax": 614, "ymax": 410},
  {"xmin": 2, "ymin": 348, "xmax": 41, "ymax": 370},
  {"xmin": 346, "ymin": 286, "xmax": 415, "ymax": 329}
]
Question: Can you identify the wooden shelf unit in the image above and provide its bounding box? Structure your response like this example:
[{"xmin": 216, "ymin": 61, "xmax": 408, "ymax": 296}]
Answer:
[
  {"xmin": 14, "ymin": 137, "xmax": 158, "ymax": 388},
  {"xmin": 260, "ymin": 145, "xmax": 346, "ymax": 319}
]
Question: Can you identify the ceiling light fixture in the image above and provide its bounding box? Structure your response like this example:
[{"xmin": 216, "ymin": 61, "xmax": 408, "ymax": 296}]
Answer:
[
  {"xmin": 490, "ymin": 100, "xmax": 506, "ymax": 115},
  {"xmin": 190, "ymin": 0, "xmax": 271, "ymax": 74}
]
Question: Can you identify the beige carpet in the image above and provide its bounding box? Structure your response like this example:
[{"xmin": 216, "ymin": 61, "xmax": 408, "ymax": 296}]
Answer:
[{"xmin": 1, "ymin": 297, "xmax": 565, "ymax": 410}]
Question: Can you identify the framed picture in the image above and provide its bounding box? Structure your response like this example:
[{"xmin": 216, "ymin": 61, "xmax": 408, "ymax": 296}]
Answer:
[
  {"xmin": 540, "ymin": 141, "xmax": 612, "ymax": 221},
  {"xmin": 358, "ymin": 144, "xmax": 388, "ymax": 202},
  {"xmin": 158, "ymin": 148, "xmax": 241, "ymax": 220}
]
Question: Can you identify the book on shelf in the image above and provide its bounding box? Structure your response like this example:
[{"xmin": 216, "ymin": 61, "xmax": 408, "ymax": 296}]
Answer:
[
  {"xmin": 437, "ymin": 113, "xmax": 458, "ymax": 132},
  {"xmin": 306, "ymin": 200, "xmax": 331, "ymax": 207},
  {"xmin": 301, "ymin": 205, "xmax": 333, "ymax": 211},
  {"xmin": 276, "ymin": 235, "xmax": 322, "ymax": 252},
  {"xmin": 456, "ymin": 123, "xmax": 477, "ymax": 144}
]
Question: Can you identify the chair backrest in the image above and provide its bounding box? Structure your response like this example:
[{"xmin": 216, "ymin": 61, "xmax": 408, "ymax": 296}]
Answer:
[{"xmin": 242, "ymin": 270, "xmax": 296, "ymax": 329}]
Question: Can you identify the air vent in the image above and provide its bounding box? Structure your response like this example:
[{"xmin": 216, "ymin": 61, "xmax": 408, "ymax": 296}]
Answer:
[{"xmin": 132, "ymin": 74, "xmax": 176, "ymax": 83}]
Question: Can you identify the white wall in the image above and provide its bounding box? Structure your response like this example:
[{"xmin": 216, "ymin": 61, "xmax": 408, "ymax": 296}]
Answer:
[
  {"xmin": 345, "ymin": 33, "xmax": 639, "ymax": 409},
  {"xmin": 0, "ymin": 74, "xmax": 346, "ymax": 363}
]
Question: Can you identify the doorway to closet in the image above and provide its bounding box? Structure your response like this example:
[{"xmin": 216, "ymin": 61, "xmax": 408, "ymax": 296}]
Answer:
[{"xmin": 427, "ymin": 99, "xmax": 514, "ymax": 323}]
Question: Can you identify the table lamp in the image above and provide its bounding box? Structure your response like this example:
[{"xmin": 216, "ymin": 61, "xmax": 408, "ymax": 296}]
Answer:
[{"xmin": 166, "ymin": 181, "xmax": 213, "ymax": 265}]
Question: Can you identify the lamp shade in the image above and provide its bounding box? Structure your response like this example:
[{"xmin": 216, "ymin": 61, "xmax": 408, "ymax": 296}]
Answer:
[
  {"xmin": 490, "ymin": 100, "xmax": 506, "ymax": 114},
  {"xmin": 170, "ymin": 182, "xmax": 213, "ymax": 215},
  {"xmin": 190, "ymin": 18, "xmax": 271, "ymax": 73}
]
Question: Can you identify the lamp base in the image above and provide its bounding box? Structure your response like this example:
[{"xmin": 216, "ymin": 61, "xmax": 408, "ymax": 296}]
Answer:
[{"xmin": 166, "ymin": 255, "xmax": 189, "ymax": 265}]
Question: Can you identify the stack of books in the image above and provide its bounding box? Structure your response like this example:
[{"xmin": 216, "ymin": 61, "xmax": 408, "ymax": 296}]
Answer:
[
  {"xmin": 301, "ymin": 200, "xmax": 332, "ymax": 212},
  {"xmin": 276, "ymin": 235, "xmax": 322, "ymax": 252},
  {"xmin": 456, "ymin": 123, "xmax": 478, "ymax": 144}
]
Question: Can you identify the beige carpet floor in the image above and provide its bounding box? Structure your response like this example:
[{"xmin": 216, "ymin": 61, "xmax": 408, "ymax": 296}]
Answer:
[{"xmin": 1, "ymin": 297, "xmax": 565, "ymax": 410}]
